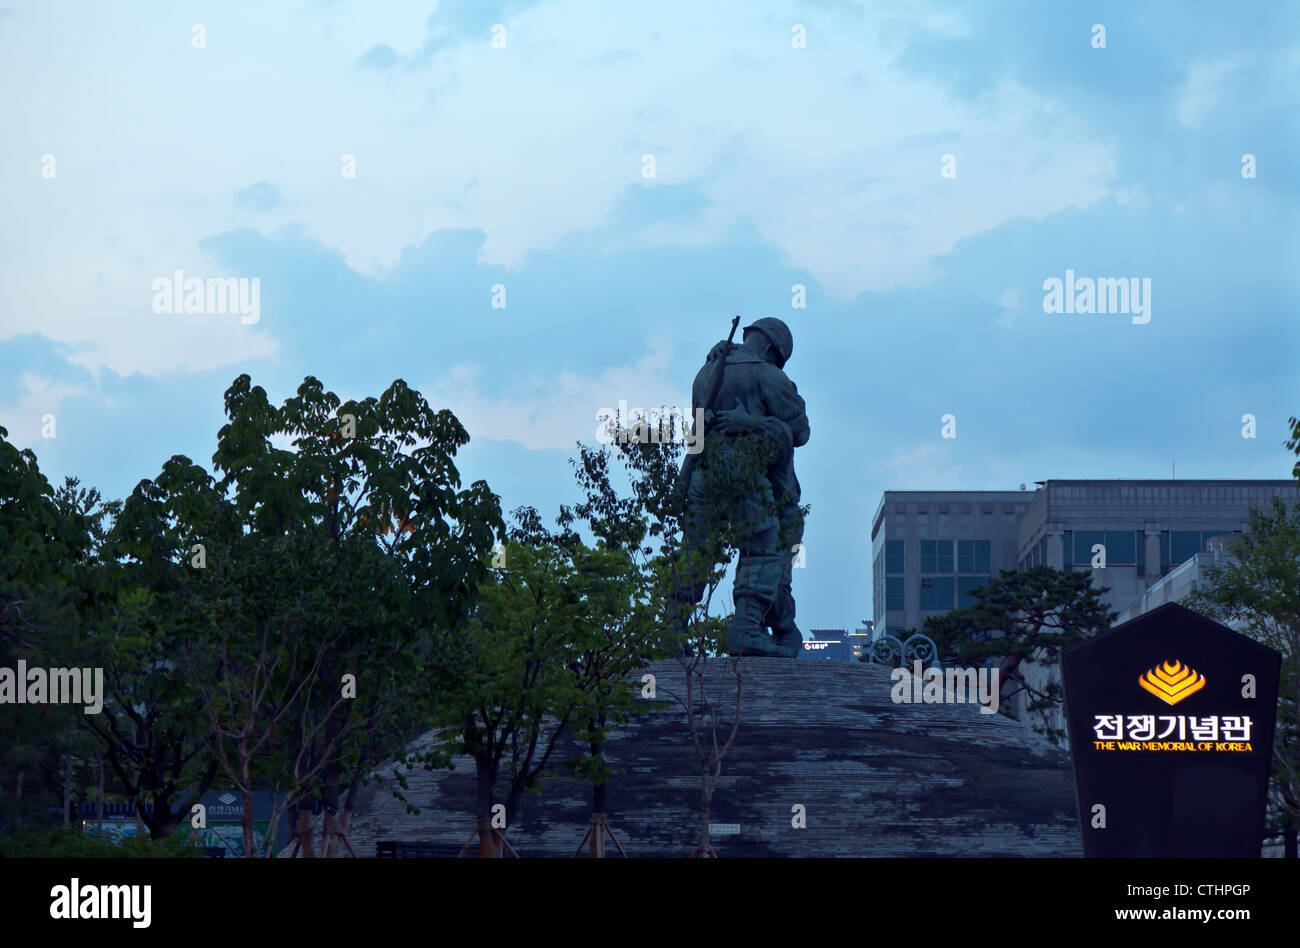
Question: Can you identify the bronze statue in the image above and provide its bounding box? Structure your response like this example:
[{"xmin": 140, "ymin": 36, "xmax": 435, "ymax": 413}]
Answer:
[{"xmin": 673, "ymin": 317, "xmax": 809, "ymax": 657}]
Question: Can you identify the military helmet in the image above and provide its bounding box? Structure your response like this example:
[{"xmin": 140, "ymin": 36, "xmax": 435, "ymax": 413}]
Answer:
[{"xmin": 743, "ymin": 317, "xmax": 793, "ymax": 368}]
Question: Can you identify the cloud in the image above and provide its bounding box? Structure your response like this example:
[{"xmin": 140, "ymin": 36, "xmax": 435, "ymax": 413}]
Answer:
[
  {"xmin": 1175, "ymin": 57, "xmax": 1239, "ymax": 128},
  {"xmin": 233, "ymin": 181, "xmax": 282, "ymax": 212},
  {"xmin": 418, "ymin": 337, "xmax": 688, "ymax": 452},
  {"xmin": 878, "ymin": 441, "xmax": 966, "ymax": 489},
  {"xmin": 355, "ymin": 43, "xmax": 398, "ymax": 70},
  {"xmin": 995, "ymin": 288, "xmax": 1020, "ymax": 328},
  {"xmin": 354, "ymin": 1, "xmax": 544, "ymax": 70}
]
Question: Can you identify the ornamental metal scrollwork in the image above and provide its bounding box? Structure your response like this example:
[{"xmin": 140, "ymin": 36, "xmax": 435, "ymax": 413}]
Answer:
[
  {"xmin": 869, "ymin": 634, "xmax": 902, "ymax": 666},
  {"xmin": 903, "ymin": 633, "xmax": 938, "ymax": 667},
  {"xmin": 869, "ymin": 632, "xmax": 940, "ymax": 668}
]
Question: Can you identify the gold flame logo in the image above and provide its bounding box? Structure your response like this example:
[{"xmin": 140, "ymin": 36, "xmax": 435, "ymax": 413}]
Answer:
[{"xmin": 1138, "ymin": 660, "xmax": 1206, "ymax": 706}]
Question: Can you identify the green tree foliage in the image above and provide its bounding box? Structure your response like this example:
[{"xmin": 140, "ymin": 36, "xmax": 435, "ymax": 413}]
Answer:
[
  {"xmin": 170, "ymin": 374, "xmax": 503, "ymax": 856},
  {"xmin": 87, "ymin": 455, "xmax": 228, "ymax": 840},
  {"xmin": 0, "ymin": 429, "xmax": 108, "ymax": 830},
  {"xmin": 1183, "ymin": 497, "xmax": 1300, "ymax": 853},
  {"xmin": 924, "ymin": 565, "xmax": 1116, "ymax": 745},
  {"xmin": 0, "ymin": 825, "xmax": 202, "ymax": 858},
  {"xmin": 573, "ymin": 416, "xmax": 786, "ymax": 856},
  {"xmin": 418, "ymin": 524, "xmax": 587, "ymax": 857},
  {"xmin": 1287, "ymin": 415, "xmax": 1300, "ymax": 482}
]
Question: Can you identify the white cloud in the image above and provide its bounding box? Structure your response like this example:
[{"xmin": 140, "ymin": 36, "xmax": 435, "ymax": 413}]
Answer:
[
  {"xmin": 1175, "ymin": 57, "xmax": 1239, "ymax": 129},
  {"xmin": 0, "ymin": 375, "xmax": 89, "ymax": 446},
  {"xmin": 995, "ymin": 287, "xmax": 1020, "ymax": 328},
  {"xmin": 878, "ymin": 441, "xmax": 965, "ymax": 488},
  {"xmin": 0, "ymin": 0, "xmax": 1119, "ymax": 377},
  {"xmin": 419, "ymin": 335, "xmax": 689, "ymax": 451}
]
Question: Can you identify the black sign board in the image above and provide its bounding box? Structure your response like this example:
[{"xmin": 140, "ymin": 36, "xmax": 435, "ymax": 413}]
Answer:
[{"xmin": 1062, "ymin": 602, "xmax": 1280, "ymax": 857}]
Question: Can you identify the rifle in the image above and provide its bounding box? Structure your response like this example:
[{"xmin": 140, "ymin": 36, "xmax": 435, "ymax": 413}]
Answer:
[{"xmin": 671, "ymin": 315, "xmax": 741, "ymax": 510}]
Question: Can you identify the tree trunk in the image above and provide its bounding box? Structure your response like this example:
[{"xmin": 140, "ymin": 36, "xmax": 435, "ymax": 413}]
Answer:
[
  {"xmin": 96, "ymin": 755, "xmax": 104, "ymax": 839},
  {"xmin": 588, "ymin": 741, "xmax": 608, "ymax": 858},
  {"xmin": 296, "ymin": 806, "xmax": 316, "ymax": 857},
  {"xmin": 321, "ymin": 809, "xmax": 338, "ymax": 858},
  {"xmin": 1285, "ymin": 827, "xmax": 1297, "ymax": 859},
  {"xmin": 336, "ymin": 810, "xmax": 351, "ymax": 853},
  {"xmin": 477, "ymin": 824, "xmax": 502, "ymax": 858},
  {"xmin": 333, "ymin": 763, "xmax": 365, "ymax": 857},
  {"xmin": 591, "ymin": 741, "xmax": 607, "ymax": 814},
  {"xmin": 474, "ymin": 752, "xmax": 502, "ymax": 858},
  {"xmin": 242, "ymin": 788, "xmax": 255, "ymax": 857},
  {"xmin": 697, "ymin": 772, "xmax": 713, "ymax": 856}
]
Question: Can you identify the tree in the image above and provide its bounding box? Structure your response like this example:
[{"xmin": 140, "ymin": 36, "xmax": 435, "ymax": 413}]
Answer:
[
  {"xmin": 1183, "ymin": 496, "xmax": 1300, "ymax": 857},
  {"xmin": 87, "ymin": 456, "xmax": 226, "ymax": 840},
  {"xmin": 924, "ymin": 565, "xmax": 1116, "ymax": 745},
  {"xmin": 187, "ymin": 373, "xmax": 502, "ymax": 857},
  {"xmin": 0, "ymin": 429, "xmax": 108, "ymax": 832},
  {"xmin": 570, "ymin": 413, "xmax": 781, "ymax": 856},
  {"xmin": 419, "ymin": 526, "xmax": 583, "ymax": 857},
  {"xmin": 1286, "ymin": 415, "xmax": 1300, "ymax": 482}
]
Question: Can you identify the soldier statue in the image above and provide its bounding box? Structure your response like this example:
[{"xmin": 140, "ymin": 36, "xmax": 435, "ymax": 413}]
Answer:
[{"xmin": 672, "ymin": 317, "xmax": 809, "ymax": 658}]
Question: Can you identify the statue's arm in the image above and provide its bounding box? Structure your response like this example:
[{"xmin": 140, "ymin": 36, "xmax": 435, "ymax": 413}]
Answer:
[
  {"xmin": 712, "ymin": 408, "xmax": 794, "ymax": 463},
  {"xmin": 768, "ymin": 376, "xmax": 810, "ymax": 448}
]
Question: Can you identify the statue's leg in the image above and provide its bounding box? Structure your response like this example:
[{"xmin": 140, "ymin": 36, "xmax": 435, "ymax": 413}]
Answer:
[
  {"xmin": 769, "ymin": 565, "xmax": 801, "ymax": 658},
  {"xmin": 769, "ymin": 481, "xmax": 805, "ymax": 658},
  {"xmin": 725, "ymin": 483, "xmax": 784, "ymax": 658},
  {"xmin": 725, "ymin": 553, "xmax": 784, "ymax": 657}
]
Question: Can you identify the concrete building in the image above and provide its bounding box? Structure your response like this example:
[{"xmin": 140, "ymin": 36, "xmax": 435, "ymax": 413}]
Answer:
[
  {"xmin": 802, "ymin": 629, "xmax": 847, "ymax": 661},
  {"xmin": 1114, "ymin": 545, "xmax": 1239, "ymax": 625},
  {"xmin": 870, "ymin": 488, "xmax": 1031, "ymax": 638},
  {"xmin": 871, "ymin": 479, "xmax": 1300, "ymax": 733},
  {"xmin": 847, "ymin": 622, "xmax": 874, "ymax": 661},
  {"xmin": 801, "ymin": 626, "xmax": 874, "ymax": 662}
]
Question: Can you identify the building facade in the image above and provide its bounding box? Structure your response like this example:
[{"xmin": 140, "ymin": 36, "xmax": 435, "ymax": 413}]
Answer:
[
  {"xmin": 871, "ymin": 489, "xmax": 1030, "ymax": 638},
  {"xmin": 1113, "ymin": 545, "xmax": 1239, "ymax": 625},
  {"xmin": 802, "ymin": 625, "xmax": 873, "ymax": 662},
  {"xmin": 871, "ymin": 479, "xmax": 1300, "ymax": 732}
]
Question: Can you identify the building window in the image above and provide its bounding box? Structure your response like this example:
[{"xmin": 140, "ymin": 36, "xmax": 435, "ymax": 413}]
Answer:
[
  {"xmin": 1102, "ymin": 530, "xmax": 1137, "ymax": 565},
  {"xmin": 886, "ymin": 576, "xmax": 904, "ymax": 611},
  {"xmin": 1073, "ymin": 530, "xmax": 1105, "ymax": 567},
  {"xmin": 921, "ymin": 539, "xmax": 953, "ymax": 573},
  {"xmin": 920, "ymin": 576, "xmax": 954, "ymax": 610},
  {"xmin": 885, "ymin": 540, "xmax": 904, "ymax": 573},
  {"xmin": 957, "ymin": 539, "xmax": 991, "ymax": 573},
  {"xmin": 1172, "ymin": 531, "xmax": 1201, "ymax": 566},
  {"xmin": 957, "ymin": 576, "xmax": 989, "ymax": 609}
]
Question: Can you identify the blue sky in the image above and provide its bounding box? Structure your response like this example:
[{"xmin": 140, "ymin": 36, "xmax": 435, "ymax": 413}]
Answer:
[{"xmin": 2, "ymin": 0, "xmax": 1298, "ymax": 632}]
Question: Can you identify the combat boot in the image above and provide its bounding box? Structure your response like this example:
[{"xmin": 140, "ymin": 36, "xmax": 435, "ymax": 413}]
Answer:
[{"xmin": 725, "ymin": 553, "xmax": 784, "ymax": 657}]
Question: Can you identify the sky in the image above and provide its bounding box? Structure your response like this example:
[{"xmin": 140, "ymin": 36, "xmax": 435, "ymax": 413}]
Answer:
[{"xmin": 2, "ymin": 0, "xmax": 1298, "ymax": 633}]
